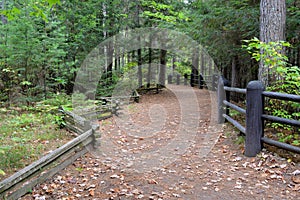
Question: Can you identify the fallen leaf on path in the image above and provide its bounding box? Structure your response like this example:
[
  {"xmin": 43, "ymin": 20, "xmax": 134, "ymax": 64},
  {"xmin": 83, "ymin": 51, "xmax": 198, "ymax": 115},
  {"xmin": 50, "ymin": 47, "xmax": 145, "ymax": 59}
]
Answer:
[
  {"xmin": 291, "ymin": 175, "xmax": 300, "ymax": 184},
  {"xmin": 148, "ymin": 179, "xmax": 158, "ymax": 184},
  {"xmin": 89, "ymin": 189, "xmax": 95, "ymax": 196},
  {"xmin": 292, "ymin": 184, "xmax": 300, "ymax": 191}
]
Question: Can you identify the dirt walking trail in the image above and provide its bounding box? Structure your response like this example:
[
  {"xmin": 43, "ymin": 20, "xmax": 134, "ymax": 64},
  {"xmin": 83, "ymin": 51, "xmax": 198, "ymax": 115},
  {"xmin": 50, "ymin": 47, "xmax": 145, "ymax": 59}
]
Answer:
[{"xmin": 23, "ymin": 85, "xmax": 299, "ymax": 200}]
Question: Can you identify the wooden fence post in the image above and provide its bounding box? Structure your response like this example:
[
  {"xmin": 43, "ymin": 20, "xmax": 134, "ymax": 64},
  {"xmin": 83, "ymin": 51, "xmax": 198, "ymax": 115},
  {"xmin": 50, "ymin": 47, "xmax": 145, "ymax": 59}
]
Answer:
[
  {"xmin": 91, "ymin": 124, "xmax": 100, "ymax": 149},
  {"xmin": 83, "ymin": 120, "xmax": 91, "ymax": 132},
  {"xmin": 217, "ymin": 76, "xmax": 225, "ymax": 123},
  {"xmin": 168, "ymin": 74, "xmax": 172, "ymax": 84},
  {"xmin": 212, "ymin": 74, "xmax": 218, "ymax": 91},
  {"xmin": 176, "ymin": 74, "xmax": 180, "ymax": 85},
  {"xmin": 190, "ymin": 73, "xmax": 195, "ymax": 87},
  {"xmin": 184, "ymin": 74, "xmax": 188, "ymax": 85},
  {"xmin": 217, "ymin": 76, "xmax": 230, "ymax": 124},
  {"xmin": 245, "ymin": 81, "xmax": 265, "ymax": 157},
  {"xmin": 199, "ymin": 74, "xmax": 204, "ymax": 89}
]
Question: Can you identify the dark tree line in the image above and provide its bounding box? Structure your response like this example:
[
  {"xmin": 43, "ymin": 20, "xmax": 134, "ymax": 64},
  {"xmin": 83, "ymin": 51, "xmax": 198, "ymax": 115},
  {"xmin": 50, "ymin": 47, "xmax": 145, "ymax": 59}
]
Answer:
[{"xmin": 0, "ymin": 0, "xmax": 299, "ymax": 105}]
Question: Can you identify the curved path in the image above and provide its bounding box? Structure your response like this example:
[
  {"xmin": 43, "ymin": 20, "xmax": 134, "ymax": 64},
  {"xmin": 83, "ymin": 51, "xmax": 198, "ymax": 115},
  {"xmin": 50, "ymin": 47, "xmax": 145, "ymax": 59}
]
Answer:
[{"xmin": 23, "ymin": 85, "xmax": 299, "ymax": 200}]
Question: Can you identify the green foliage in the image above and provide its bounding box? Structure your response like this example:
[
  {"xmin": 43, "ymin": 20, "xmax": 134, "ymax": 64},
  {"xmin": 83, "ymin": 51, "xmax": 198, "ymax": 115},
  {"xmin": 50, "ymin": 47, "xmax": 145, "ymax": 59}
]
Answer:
[
  {"xmin": 96, "ymin": 71, "xmax": 121, "ymax": 98},
  {"xmin": 234, "ymin": 135, "xmax": 245, "ymax": 145},
  {"xmin": 173, "ymin": 62, "xmax": 191, "ymax": 76},
  {"xmin": 122, "ymin": 62, "xmax": 138, "ymax": 73},
  {"xmin": 185, "ymin": 0, "xmax": 260, "ymax": 87},
  {"xmin": 243, "ymin": 38, "xmax": 300, "ymax": 145},
  {"xmin": 141, "ymin": 0, "xmax": 188, "ymax": 28},
  {"xmin": 0, "ymin": 147, "xmax": 5, "ymax": 176},
  {"xmin": 0, "ymin": 96, "xmax": 71, "ymax": 174},
  {"xmin": 0, "ymin": 0, "xmax": 61, "ymax": 21},
  {"xmin": 243, "ymin": 37, "xmax": 291, "ymax": 70}
]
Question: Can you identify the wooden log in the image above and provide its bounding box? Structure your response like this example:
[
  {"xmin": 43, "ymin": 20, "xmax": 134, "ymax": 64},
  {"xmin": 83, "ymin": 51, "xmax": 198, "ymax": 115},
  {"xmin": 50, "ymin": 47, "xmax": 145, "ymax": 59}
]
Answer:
[
  {"xmin": 176, "ymin": 74, "xmax": 180, "ymax": 85},
  {"xmin": 245, "ymin": 81, "xmax": 265, "ymax": 157},
  {"xmin": 2, "ymin": 147, "xmax": 89, "ymax": 200},
  {"xmin": 217, "ymin": 76, "xmax": 227, "ymax": 123},
  {"xmin": 0, "ymin": 130, "xmax": 93, "ymax": 194},
  {"xmin": 60, "ymin": 109, "xmax": 86, "ymax": 127}
]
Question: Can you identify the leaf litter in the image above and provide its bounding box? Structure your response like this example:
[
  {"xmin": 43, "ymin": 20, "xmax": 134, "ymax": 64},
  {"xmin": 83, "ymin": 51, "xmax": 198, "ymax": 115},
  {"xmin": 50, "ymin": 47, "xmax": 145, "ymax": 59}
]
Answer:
[{"xmin": 21, "ymin": 88, "xmax": 299, "ymax": 200}]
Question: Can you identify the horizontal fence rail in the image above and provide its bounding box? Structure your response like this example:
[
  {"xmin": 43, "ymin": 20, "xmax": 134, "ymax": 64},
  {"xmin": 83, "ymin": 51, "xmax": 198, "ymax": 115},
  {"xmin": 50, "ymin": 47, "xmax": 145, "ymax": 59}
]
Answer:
[
  {"xmin": 0, "ymin": 90, "xmax": 140, "ymax": 199},
  {"xmin": 262, "ymin": 114, "xmax": 300, "ymax": 127},
  {"xmin": 223, "ymin": 114, "xmax": 246, "ymax": 134},
  {"xmin": 168, "ymin": 73, "xmax": 219, "ymax": 91},
  {"xmin": 218, "ymin": 76, "xmax": 247, "ymax": 136},
  {"xmin": 223, "ymin": 100, "xmax": 246, "ymax": 115},
  {"xmin": 0, "ymin": 124, "xmax": 98, "ymax": 200},
  {"xmin": 263, "ymin": 91, "xmax": 300, "ymax": 102},
  {"xmin": 261, "ymin": 137, "xmax": 300, "ymax": 154},
  {"xmin": 224, "ymin": 86, "xmax": 247, "ymax": 94},
  {"xmin": 218, "ymin": 77, "xmax": 300, "ymax": 157}
]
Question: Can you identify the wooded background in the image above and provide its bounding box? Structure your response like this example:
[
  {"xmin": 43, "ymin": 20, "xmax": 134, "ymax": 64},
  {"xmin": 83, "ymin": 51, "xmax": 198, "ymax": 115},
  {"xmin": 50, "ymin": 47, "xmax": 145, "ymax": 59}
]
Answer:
[{"xmin": 0, "ymin": 0, "xmax": 299, "ymax": 104}]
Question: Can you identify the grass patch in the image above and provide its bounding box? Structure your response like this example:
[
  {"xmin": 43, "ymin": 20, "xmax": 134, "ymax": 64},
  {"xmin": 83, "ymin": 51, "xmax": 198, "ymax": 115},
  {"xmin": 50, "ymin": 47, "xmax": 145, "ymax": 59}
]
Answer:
[{"xmin": 0, "ymin": 95, "xmax": 73, "ymax": 180}]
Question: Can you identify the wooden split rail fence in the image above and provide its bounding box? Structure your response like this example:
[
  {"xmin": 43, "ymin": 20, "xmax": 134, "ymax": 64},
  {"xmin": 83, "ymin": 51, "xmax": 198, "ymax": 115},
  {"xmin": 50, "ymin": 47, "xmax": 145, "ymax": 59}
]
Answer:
[
  {"xmin": 0, "ymin": 91, "xmax": 140, "ymax": 199},
  {"xmin": 218, "ymin": 77, "xmax": 300, "ymax": 157},
  {"xmin": 167, "ymin": 73, "xmax": 219, "ymax": 91}
]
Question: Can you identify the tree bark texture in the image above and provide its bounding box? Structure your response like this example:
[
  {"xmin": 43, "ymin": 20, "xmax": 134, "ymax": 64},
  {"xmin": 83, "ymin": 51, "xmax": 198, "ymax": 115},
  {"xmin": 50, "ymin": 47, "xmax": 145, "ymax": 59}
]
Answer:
[
  {"xmin": 159, "ymin": 49, "xmax": 167, "ymax": 86},
  {"xmin": 147, "ymin": 47, "xmax": 152, "ymax": 87},
  {"xmin": 1, "ymin": 0, "xmax": 7, "ymax": 24},
  {"xmin": 259, "ymin": 0, "xmax": 286, "ymax": 87}
]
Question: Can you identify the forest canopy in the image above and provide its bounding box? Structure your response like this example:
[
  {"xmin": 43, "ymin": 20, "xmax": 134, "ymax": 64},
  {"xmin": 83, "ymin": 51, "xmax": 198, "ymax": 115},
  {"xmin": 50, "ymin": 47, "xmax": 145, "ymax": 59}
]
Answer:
[{"xmin": 0, "ymin": 0, "xmax": 299, "ymax": 105}]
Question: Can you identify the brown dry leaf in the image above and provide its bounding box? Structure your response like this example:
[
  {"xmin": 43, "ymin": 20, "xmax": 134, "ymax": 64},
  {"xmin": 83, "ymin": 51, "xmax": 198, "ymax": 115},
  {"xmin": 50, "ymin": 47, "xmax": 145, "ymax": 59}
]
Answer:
[
  {"xmin": 41, "ymin": 140, "xmax": 49, "ymax": 144},
  {"xmin": 132, "ymin": 188, "xmax": 141, "ymax": 194},
  {"xmin": 89, "ymin": 189, "xmax": 95, "ymax": 196},
  {"xmin": 291, "ymin": 175, "xmax": 300, "ymax": 184},
  {"xmin": 42, "ymin": 185, "xmax": 48, "ymax": 191},
  {"xmin": 148, "ymin": 179, "xmax": 158, "ymax": 184},
  {"xmin": 82, "ymin": 178, "xmax": 88, "ymax": 182},
  {"xmin": 121, "ymin": 138, "xmax": 128, "ymax": 143},
  {"xmin": 110, "ymin": 174, "xmax": 120, "ymax": 179},
  {"xmin": 292, "ymin": 184, "xmax": 300, "ymax": 191},
  {"xmin": 86, "ymin": 184, "xmax": 96, "ymax": 190},
  {"xmin": 261, "ymin": 173, "xmax": 268, "ymax": 178},
  {"xmin": 111, "ymin": 187, "xmax": 120, "ymax": 193}
]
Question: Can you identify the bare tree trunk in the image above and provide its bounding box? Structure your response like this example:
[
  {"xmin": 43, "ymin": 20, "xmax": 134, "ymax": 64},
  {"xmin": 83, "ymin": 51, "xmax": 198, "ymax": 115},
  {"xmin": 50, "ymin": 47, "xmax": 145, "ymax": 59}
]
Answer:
[
  {"xmin": 106, "ymin": 41, "xmax": 113, "ymax": 75},
  {"xmin": 137, "ymin": 46, "xmax": 142, "ymax": 87},
  {"xmin": 192, "ymin": 48, "xmax": 199, "ymax": 73},
  {"xmin": 259, "ymin": 0, "xmax": 286, "ymax": 87},
  {"xmin": 1, "ymin": 0, "xmax": 7, "ymax": 24},
  {"xmin": 172, "ymin": 56, "xmax": 176, "ymax": 75},
  {"xmin": 159, "ymin": 49, "xmax": 167, "ymax": 86},
  {"xmin": 231, "ymin": 56, "xmax": 237, "ymax": 88},
  {"xmin": 147, "ymin": 47, "xmax": 152, "ymax": 87},
  {"xmin": 200, "ymin": 50, "xmax": 205, "ymax": 75},
  {"xmin": 192, "ymin": 48, "xmax": 199, "ymax": 86},
  {"xmin": 231, "ymin": 56, "xmax": 239, "ymax": 101},
  {"xmin": 135, "ymin": 1, "xmax": 143, "ymax": 87}
]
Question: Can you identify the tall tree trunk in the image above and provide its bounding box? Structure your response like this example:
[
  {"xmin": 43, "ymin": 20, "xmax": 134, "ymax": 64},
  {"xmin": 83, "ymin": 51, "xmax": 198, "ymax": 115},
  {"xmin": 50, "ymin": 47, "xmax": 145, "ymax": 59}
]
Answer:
[
  {"xmin": 147, "ymin": 47, "xmax": 152, "ymax": 88},
  {"xmin": 106, "ymin": 40, "xmax": 113, "ymax": 76},
  {"xmin": 231, "ymin": 56, "xmax": 239, "ymax": 101},
  {"xmin": 231, "ymin": 56, "xmax": 237, "ymax": 87},
  {"xmin": 259, "ymin": 0, "xmax": 286, "ymax": 87},
  {"xmin": 137, "ymin": 46, "xmax": 142, "ymax": 87},
  {"xmin": 136, "ymin": 2, "xmax": 142, "ymax": 87},
  {"xmin": 200, "ymin": 50, "xmax": 204, "ymax": 76},
  {"xmin": 1, "ymin": 0, "xmax": 7, "ymax": 24},
  {"xmin": 172, "ymin": 56, "xmax": 176, "ymax": 75},
  {"xmin": 192, "ymin": 48, "xmax": 199, "ymax": 86},
  {"xmin": 159, "ymin": 49, "xmax": 167, "ymax": 86}
]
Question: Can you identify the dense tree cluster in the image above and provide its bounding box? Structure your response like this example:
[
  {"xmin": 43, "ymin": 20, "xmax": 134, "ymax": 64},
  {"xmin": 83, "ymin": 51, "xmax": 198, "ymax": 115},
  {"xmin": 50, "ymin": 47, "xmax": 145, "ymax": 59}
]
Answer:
[{"xmin": 0, "ymin": 0, "xmax": 299, "ymax": 105}]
